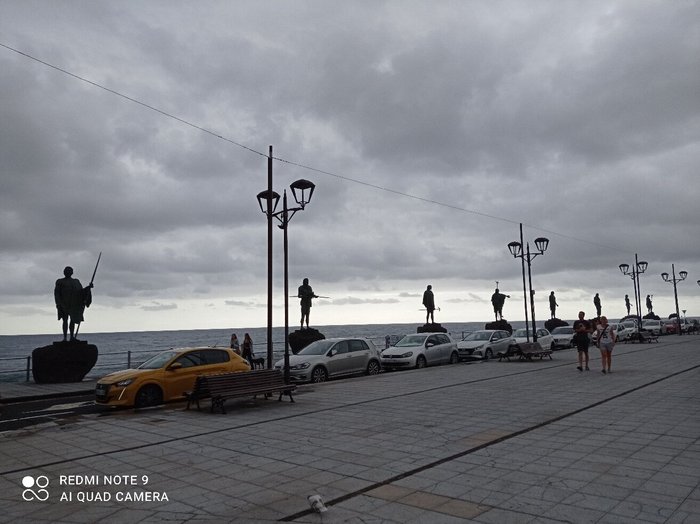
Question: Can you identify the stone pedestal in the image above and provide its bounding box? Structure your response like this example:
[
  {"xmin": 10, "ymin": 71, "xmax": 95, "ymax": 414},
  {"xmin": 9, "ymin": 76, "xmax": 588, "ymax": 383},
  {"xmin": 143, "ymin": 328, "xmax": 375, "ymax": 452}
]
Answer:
[
  {"xmin": 545, "ymin": 318, "xmax": 568, "ymax": 332},
  {"xmin": 417, "ymin": 323, "xmax": 447, "ymax": 333},
  {"xmin": 485, "ymin": 319, "xmax": 513, "ymax": 334},
  {"xmin": 288, "ymin": 328, "xmax": 325, "ymax": 354},
  {"xmin": 32, "ymin": 341, "xmax": 98, "ymax": 383}
]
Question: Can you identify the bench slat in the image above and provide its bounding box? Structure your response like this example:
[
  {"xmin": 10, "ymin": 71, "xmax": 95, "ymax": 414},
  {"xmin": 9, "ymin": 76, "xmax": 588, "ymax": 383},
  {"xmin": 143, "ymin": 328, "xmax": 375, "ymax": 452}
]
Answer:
[{"xmin": 185, "ymin": 370, "xmax": 296, "ymax": 414}]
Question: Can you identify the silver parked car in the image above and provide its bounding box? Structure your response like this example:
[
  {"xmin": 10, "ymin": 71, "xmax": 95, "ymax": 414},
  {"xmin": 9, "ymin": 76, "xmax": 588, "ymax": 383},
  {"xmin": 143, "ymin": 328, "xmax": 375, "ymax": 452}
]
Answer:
[
  {"xmin": 512, "ymin": 328, "xmax": 555, "ymax": 351},
  {"xmin": 550, "ymin": 326, "xmax": 575, "ymax": 349},
  {"xmin": 381, "ymin": 333, "xmax": 459, "ymax": 370},
  {"xmin": 457, "ymin": 330, "xmax": 517, "ymax": 360},
  {"xmin": 274, "ymin": 337, "xmax": 381, "ymax": 383}
]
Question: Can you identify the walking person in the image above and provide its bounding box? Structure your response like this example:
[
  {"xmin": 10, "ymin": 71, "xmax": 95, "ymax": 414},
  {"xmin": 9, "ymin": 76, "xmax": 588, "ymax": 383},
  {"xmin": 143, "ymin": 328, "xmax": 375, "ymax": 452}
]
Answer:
[
  {"xmin": 596, "ymin": 316, "xmax": 616, "ymax": 374},
  {"xmin": 573, "ymin": 311, "xmax": 592, "ymax": 371},
  {"xmin": 241, "ymin": 333, "xmax": 254, "ymax": 367}
]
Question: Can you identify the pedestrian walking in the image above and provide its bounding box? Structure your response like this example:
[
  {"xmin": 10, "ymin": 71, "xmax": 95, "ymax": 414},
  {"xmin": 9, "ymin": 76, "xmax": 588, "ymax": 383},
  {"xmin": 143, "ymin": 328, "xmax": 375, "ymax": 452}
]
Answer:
[
  {"xmin": 595, "ymin": 316, "xmax": 616, "ymax": 374},
  {"xmin": 573, "ymin": 311, "xmax": 592, "ymax": 371}
]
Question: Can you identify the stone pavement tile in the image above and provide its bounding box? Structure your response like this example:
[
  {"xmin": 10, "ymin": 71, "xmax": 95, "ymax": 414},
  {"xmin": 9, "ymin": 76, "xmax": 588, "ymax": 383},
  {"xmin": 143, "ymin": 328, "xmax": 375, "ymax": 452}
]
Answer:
[
  {"xmin": 540, "ymin": 502, "xmax": 605, "ymax": 523},
  {"xmin": 471, "ymin": 506, "xmax": 537, "ymax": 523}
]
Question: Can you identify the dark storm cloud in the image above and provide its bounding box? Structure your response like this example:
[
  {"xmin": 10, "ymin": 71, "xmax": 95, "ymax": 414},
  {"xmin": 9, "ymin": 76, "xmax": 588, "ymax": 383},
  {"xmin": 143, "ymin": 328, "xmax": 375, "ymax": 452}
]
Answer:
[{"xmin": 1, "ymin": 1, "xmax": 699, "ymax": 334}]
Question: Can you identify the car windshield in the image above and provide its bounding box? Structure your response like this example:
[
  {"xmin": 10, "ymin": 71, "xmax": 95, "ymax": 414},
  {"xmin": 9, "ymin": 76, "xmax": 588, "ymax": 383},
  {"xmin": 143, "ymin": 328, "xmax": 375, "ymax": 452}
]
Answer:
[
  {"xmin": 138, "ymin": 350, "xmax": 177, "ymax": 369},
  {"xmin": 552, "ymin": 327, "xmax": 573, "ymax": 334},
  {"xmin": 464, "ymin": 332, "xmax": 493, "ymax": 341},
  {"xmin": 395, "ymin": 335, "xmax": 428, "ymax": 347},
  {"xmin": 298, "ymin": 340, "xmax": 336, "ymax": 355}
]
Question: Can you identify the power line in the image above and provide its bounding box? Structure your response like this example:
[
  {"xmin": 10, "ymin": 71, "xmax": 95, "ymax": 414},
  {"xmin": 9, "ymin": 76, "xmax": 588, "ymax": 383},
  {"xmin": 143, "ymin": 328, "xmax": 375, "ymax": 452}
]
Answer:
[{"xmin": 1, "ymin": 41, "xmax": 623, "ymax": 253}]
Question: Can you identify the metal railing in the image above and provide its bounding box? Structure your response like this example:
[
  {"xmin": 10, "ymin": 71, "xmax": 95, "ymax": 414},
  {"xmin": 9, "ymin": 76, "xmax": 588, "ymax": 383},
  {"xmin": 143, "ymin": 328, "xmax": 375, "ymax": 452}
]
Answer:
[{"xmin": 1, "ymin": 335, "xmax": 401, "ymax": 383}]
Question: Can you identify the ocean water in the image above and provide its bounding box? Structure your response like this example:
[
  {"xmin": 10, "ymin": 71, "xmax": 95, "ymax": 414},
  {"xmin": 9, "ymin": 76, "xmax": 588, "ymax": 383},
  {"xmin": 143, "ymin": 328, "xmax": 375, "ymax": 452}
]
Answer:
[{"xmin": 0, "ymin": 321, "xmax": 530, "ymax": 383}]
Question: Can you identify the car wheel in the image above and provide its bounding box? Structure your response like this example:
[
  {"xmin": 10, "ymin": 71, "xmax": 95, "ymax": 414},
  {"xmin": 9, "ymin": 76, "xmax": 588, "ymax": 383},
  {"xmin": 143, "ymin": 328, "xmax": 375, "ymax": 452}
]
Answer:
[
  {"xmin": 550, "ymin": 342, "xmax": 555, "ymax": 351},
  {"xmin": 449, "ymin": 351, "xmax": 459, "ymax": 364},
  {"xmin": 415, "ymin": 356, "xmax": 427, "ymax": 369},
  {"xmin": 310, "ymin": 366, "xmax": 328, "ymax": 383},
  {"xmin": 134, "ymin": 385, "xmax": 163, "ymax": 409},
  {"xmin": 366, "ymin": 360, "xmax": 380, "ymax": 375},
  {"xmin": 484, "ymin": 349, "xmax": 493, "ymax": 361}
]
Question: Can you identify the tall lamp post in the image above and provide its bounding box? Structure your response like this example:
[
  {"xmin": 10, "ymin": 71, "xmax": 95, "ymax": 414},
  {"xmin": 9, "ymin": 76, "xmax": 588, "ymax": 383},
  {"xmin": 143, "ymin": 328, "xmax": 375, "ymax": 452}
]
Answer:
[
  {"xmin": 257, "ymin": 179, "xmax": 315, "ymax": 383},
  {"xmin": 507, "ymin": 226, "xmax": 549, "ymax": 342},
  {"xmin": 619, "ymin": 254, "xmax": 647, "ymax": 340},
  {"xmin": 661, "ymin": 265, "xmax": 687, "ymax": 337}
]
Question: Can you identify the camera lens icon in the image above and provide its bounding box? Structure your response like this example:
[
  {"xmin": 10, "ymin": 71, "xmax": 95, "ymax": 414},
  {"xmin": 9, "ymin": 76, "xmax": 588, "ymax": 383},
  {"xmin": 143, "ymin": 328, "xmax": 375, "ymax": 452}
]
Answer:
[{"xmin": 22, "ymin": 475, "xmax": 50, "ymax": 501}]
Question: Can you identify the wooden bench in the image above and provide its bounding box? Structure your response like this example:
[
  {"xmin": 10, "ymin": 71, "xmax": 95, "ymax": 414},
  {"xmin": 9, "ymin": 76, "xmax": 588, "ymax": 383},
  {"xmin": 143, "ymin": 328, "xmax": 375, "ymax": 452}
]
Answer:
[
  {"xmin": 517, "ymin": 342, "xmax": 553, "ymax": 361},
  {"xmin": 497, "ymin": 345, "xmax": 522, "ymax": 362},
  {"xmin": 626, "ymin": 331, "xmax": 659, "ymax": 343},
  {"xmin": 185, "ymin": 369, "xmax": 296, "ymax": 414}
]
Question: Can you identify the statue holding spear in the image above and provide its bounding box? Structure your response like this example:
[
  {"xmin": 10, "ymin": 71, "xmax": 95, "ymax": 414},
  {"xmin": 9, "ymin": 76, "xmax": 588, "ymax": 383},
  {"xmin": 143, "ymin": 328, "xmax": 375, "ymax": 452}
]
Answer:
[{"xmin": 54, "ymin": 252, "xmax": 100, "ymax": 341}]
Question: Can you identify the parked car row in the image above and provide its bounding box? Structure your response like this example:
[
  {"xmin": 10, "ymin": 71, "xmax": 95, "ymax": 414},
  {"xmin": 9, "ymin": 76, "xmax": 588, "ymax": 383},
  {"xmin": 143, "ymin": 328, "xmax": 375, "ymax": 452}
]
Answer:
[{"xmin": 96, "ymin": 324, "xmax": 588, "ymax": 409}]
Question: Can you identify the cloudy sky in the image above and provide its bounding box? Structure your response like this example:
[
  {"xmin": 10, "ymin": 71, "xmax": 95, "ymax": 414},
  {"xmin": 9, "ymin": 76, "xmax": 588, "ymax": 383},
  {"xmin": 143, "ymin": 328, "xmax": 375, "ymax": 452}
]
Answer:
[{"xmin": 1, "ymin": 1, "xmax": 699, "ymax": 336}]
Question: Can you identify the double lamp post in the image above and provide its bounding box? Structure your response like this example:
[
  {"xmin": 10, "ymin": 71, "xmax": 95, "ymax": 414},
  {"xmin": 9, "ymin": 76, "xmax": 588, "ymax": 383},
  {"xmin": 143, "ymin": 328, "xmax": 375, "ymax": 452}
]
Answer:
[
  {"xmin": 619, "ymin": 255, "xmax": 647, "ymax": 339},
  {"xmin": 661, "ymin": 264, "xmax": 687, "ymax": 336},
  {"xmin": 257, "ymin": 146, "xmax": 315, "ymax": 383},
  {"xmin": 507, "ymin": 223, "xmax": 549, "ymax": 343}
]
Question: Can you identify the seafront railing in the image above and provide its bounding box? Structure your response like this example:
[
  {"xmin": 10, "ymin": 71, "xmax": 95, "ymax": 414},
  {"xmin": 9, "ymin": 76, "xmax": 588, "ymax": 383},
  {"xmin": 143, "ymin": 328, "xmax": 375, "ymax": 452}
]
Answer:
[{"xmin": 0, "ymin": 336, "xmax": 394, "ymax": 382}]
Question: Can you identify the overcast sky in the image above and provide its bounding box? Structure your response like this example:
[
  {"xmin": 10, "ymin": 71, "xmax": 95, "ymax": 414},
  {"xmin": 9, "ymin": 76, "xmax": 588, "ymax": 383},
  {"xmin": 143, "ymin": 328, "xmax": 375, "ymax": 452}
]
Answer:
[{"xmin": 1, "ymin": 1, "xmax": 699, "ymax": 336}]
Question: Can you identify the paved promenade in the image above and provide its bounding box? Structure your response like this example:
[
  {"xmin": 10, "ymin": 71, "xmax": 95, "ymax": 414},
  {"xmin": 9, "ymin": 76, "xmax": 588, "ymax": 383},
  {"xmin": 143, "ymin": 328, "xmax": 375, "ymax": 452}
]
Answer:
[{"xmin": 1, "ymin": 337, "xmax": 698, "ymax": 523}]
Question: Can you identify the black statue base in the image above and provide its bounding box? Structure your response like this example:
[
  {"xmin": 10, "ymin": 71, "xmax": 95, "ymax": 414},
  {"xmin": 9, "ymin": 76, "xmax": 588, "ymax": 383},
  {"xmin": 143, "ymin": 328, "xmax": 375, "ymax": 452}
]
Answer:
[
  {"xmin": 288, "ymin": 328, "xmax": 325, "ymax": 354},
  {"xmin": 32, "ymin": 341, "xmax": 98, "ymax": 383},
  {"xmin": 643, "ymin": 312, "xmax": 660, "ymax": 320},
  {"xmin": 485, "ymin": 320, "xmax": 513, "ymax": 334},
  {"xmin": 545, "ymin": 318, "xmax": 568, "ymax": 332},
  {"xmin": 417, "ymin": 323, "xmax": 447, "ymax": 333}
]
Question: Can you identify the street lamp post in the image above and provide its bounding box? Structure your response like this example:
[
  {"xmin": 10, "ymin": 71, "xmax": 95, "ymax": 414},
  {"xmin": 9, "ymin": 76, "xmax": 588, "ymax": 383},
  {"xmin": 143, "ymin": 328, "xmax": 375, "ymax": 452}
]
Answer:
[
  {"xmin": 508, "ymin": 225, "xmax": 549, "ymax": 343},
  {"xmin": 661, "ymin": 264, "xmax": 687, "ymax": 336},
  {"xmin": 619, "ymin": 254, "xmax": 647, "ymax": 340},
  {"xmin": 257, "ymin": 179, "xmax": 315, "ymax": 383}
]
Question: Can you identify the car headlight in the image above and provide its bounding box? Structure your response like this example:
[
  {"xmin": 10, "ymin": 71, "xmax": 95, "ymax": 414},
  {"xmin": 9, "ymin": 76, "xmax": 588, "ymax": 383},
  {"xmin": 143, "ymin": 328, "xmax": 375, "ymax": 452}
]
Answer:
[
  {"xmin": 399, "ymin": 352, "xmax": 413, "ymax": 358},
  {"xmin": 115, "ymin": 378, "xmax": 134, "ymax": 387},
  {"xmin": 290, "ymin": 362, "xmax": 310, "ymax": 370}
]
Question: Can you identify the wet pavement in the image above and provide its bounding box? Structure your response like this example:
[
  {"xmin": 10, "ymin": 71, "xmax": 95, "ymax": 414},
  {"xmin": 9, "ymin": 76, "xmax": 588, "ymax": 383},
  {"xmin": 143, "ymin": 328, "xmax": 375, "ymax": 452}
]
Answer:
[{"xmin": 1, "ymin": 336, "xmax": 698, "ymax": 523}]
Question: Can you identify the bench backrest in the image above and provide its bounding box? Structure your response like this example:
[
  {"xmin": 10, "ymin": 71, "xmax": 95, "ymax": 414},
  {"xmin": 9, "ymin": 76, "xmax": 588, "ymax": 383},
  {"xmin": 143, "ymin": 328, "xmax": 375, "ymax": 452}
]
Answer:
[{"xmin": 198, "ymin": 369, "xmax": 286, "ymax": 395}]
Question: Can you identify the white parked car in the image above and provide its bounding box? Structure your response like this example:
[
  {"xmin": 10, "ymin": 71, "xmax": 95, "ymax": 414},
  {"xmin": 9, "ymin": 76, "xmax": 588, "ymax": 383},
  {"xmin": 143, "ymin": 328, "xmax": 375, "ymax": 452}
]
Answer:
[
  {"xmin": 457, "ymin": 330, "xmax": 517, "ymax": 360},
  {"xmin": 381, "ymin": 333, "xmax": 458, "ymax": 370},
  {"xmin": 642, "ymin": 319, "xmax": 666, "ymax": 336},
  {"xmin": 512, "ymin": 328, "xmax": 554, "ymax": 351},
  {"xmin": 550, "ymin": 326, "xmax": 575, "ymax": 349},
  {"xmin": 616, "ymin": 321, "xmax": 638, "ymax": 341}
]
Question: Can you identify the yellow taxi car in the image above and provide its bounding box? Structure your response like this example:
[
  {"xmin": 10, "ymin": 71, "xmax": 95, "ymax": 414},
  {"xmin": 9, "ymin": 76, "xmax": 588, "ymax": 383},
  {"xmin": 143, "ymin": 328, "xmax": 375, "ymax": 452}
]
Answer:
[{"xmin": 95, "ymin": 347, "xmax": 251, "ymax": 408}]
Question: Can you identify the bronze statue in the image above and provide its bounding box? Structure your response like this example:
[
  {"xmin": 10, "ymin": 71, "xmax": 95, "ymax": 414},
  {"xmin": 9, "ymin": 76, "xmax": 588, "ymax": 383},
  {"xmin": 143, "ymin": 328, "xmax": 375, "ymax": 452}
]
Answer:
[
  {"xmin": 593, "ymin": 293, "xmax": 602, "ymax": 318},
  {"xmin": 491, "ymin": 288, "xmax": 510, "ymax": 321},
  {"xmin": 646, "ymin": 294, "xmax": 653, "ymax": 314},
  {"xmin": 54, "ymin": 266, "xmax": 93, "ymax": 341},
  {"xmin": 298, "ymin": 278, "xmax": 318, "ymax": 329},
  {"xmin": 625, "ymin": 294, "xmax": 631, "ymax": 315},
  {"xmin": 549, "ymin": 291, "xmax": 558, "ymax": 319},
  {"xmin": 422, "ymin": 285, "xmax": 436, "ymax": 324}
]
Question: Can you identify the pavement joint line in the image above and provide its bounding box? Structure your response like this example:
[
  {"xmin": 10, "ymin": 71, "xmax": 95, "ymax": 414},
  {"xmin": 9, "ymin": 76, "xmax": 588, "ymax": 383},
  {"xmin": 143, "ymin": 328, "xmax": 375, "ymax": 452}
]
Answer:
[
  {"xmin": 278, "ymin": 361, "xmax": 700, "ymax": 521},
  {"xmin": 0, "ymin": 339, "xmax": 688, "ymax": 477},
  {"xmin": 0, "ymin": 343, "xmax": 693, "ymax": 479}
]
